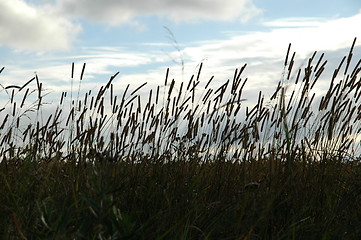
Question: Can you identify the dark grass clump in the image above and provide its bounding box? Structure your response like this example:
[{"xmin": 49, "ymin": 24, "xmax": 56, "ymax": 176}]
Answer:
[{"xmin": 0, "ymin": 39, "xmax": 360, "ymax": 239}]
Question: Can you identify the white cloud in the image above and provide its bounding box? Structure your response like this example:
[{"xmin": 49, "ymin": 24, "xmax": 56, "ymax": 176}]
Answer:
[
  {"xmin": 263, "ymin": 12, "xmax": 361, "ymax": 45},
  {"xmin": 2, "ymin": 10, "xmax": 360, "ymax": 108},
  {"xmin": 54, "ymin": 0, "xmax": 262, "ymax": 25},
  {"xmin": 0, "ymin": 0, "xmax": 81, "ymax": 52},
  {"xmin": 158, "ymin": 11, "xmax": 361, "ymax": 104},
  {"xmin": 0, "ymin": 46, "xmax": 169, "ymax": 96},
  {"xmin": 182, "ymin": 12, "xmax": 361, "ymax": 74},
  {"xmin": 0, "ymin": 0, "xmax": 261, "ymax": 51},
  {"xmin": 186, "ymin": 12, "xmax": 361, "ymax": 62}
]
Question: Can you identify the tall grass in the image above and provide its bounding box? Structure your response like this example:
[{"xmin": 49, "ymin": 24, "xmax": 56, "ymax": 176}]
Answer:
[{"xmin": 0, "ymin": 39, "xmax": 360, "ymax": 239}]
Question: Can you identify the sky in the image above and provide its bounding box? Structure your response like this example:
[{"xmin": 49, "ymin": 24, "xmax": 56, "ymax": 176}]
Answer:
[{"xmin": 0, "ymin": 0, "xmax": 361, "ymax": 105}]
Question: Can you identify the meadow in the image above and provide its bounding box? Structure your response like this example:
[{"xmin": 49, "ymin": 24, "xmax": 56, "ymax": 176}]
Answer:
[{"xmin": 0, "ymin": 39, "xmax": 360, "ymax": 239}]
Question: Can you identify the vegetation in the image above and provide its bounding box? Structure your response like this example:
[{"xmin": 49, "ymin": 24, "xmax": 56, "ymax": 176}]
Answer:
[{"xmin": 0, "ymin": 38, "xmax": 360, "ymax": 239}]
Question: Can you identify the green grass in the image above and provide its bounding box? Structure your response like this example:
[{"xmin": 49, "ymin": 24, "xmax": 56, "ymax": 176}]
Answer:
[{"xmin": 0, "ymin": 39, "xmax": 360, "ymax": 239}]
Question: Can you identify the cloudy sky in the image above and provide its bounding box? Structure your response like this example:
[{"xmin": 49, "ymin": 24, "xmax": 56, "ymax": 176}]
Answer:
[{"xmin": 0, "ymin": 0, "xmax": 360, "ymax": 103}]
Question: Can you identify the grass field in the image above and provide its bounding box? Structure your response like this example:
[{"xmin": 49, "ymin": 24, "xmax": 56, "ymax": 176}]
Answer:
[{"xmin": 0, "ymin": 39, "xmax": 360, "ymax": 239}]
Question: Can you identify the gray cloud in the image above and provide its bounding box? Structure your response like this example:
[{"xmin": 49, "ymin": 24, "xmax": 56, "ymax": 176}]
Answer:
[
  {"xmin": 0, "ymin": 0, "xmax": 81, "ymax": 52},
  {"xmin": 0, "ymin": 0, "xmax": 261, "ymax": 51},
  {"xmin": 54, "ymin": 0, "xmax": 262, "ymax": 25}
]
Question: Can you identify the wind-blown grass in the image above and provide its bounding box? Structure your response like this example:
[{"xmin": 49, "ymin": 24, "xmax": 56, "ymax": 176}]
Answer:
[{"xmin": 0, "ymin": 39, "xmax": 360, "ymax": 239}]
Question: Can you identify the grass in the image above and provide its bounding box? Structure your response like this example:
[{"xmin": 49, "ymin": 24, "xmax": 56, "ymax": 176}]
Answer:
[{"xmin": 0, "ymin": 39, "xmax": 360, "ymax": 239}]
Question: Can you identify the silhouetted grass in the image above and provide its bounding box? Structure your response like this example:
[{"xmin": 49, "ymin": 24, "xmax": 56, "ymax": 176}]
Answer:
[{"xmin": 0, "ymin": 39, "xmax": 360, "ymax": 239}]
